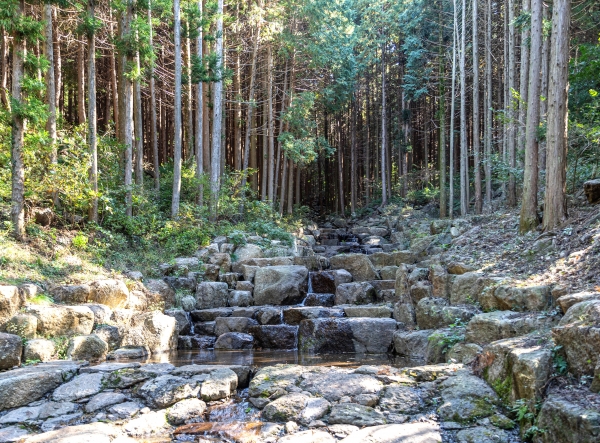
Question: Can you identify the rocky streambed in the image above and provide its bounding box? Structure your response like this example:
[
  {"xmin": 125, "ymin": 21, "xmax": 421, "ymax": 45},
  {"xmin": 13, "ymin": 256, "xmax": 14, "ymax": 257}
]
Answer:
[{"xmin": 0, "ymin": 358, "xmax": 521, "ymax": 443}]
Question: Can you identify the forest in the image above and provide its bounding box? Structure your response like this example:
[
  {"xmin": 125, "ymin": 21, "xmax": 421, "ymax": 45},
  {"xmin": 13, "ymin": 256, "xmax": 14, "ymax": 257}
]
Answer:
[{"xmin": 0, "ymin": 0, "xmax": 599, "ymax": 255}]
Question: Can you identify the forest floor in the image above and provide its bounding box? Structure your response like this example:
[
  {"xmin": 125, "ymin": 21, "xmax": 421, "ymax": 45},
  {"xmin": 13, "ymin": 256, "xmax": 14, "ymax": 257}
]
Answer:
[{"xmin": 443, "ymin": 204, "xmax": 600, "ymax": 293}]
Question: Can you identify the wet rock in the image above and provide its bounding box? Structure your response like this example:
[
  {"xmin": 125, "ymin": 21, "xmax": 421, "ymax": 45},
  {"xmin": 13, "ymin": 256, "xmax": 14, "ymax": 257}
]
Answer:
[
  {"xmin": 110, "ymin": 401, "xmax": 142, "ymax": 418},
  {"xmin": 52, "ymin": 372, "xmax": 104, "ymax": 402},
  {"xmin": 330, "ymin": 254, "xmax": 378, "ymax": 281},
  {"xmin": 254, "ymin": 265, "xmax": 309, "ymax": 305},
  {"xmin": 107, "ymin": 346, "xmax": 148, "ymax": 361},
  {"xmin": 556, "ymin": 291, "xmax": 600, "ymax": 314},
  {"xmin": 171, "ymin": 364, "xmax": 250, "ymax": 387},
  {"xmin": 535, "ymin": 393, "xmax": 600, "ymax": 443},
  {"xmin": 279, "ymin": 430, "xmax": 335, "ymax": 443},
  {"xmin": 215, "ymin": 316, "xmax": 258, "ymax": 336},
  {"xmin": 311, "ymin": 271, "xmax": 336, "ymax": 293},
  {"xmin": 249, "ymin": 364, "xmax": 305, "ymax": 399},
  {"xmin": 228, "ymin": 290, "xmax": 253, "ymax": 307},
  {"xmin": 329, "ymin": 403, "xmax": 386, "ymax": 426},
  {"xmin": 283, "ymin": 307, "xmax": 344, "ymax": 325},
  {"xmin": 25, "ymin": 305, "xmax": 94, "ymax": 337},
  {"xmin": 0, "ymin": 425, "xmax": 30, "ymax": 442},
  {"xmin": 214, "ymin": 332, "xmax": 254, "ymax": 349},
  {"xmin": 335, "ymin": 282, "xmax": 377, "ymax": 305},
  {"xmin": 144, "ymin": 278, "xmax": 176, "ymax": 308},
  {"xmin": 379, "ymin": 384, "xmax": 424, "ymax": 414},
  {"xmin": 166, "ymin": 398, "xmax": 207, "ymax": 425},
  {"xmin": 0, "ymin": 332, "xmax": 22, "ymax": 369},
  {"xmin": 190, "ymin": 307, "xmax": 233, "ymax": 322},
  {"xmin": 249, "ymin": 325, "xmax": 298, "ymax": 349},
  {"xmin": 339, "ymin": 423, "xmax": 442, "ymax": 443},
  {"xmin": 437, "ymin": 371, "xmax": 498, "ymax": 422},
  {"xmin": 85, "ymin": 392, "xmax": 127, "ymax": 412},
  {"xmin": 299, "ymin": 370, "xmax": 383, "ymax": 402},
  {"xmin": 393, "ymin": 329, "xmax": 440, "ymax": 362},
  {"xmin": 196, "ymin": 282, "xmax": 229, "ymax": 309},
  {"xmin": 23, "ymin": 338, "xmax": 55, "ymax": 362},
  {"xmin": 343, "ymin": 305, "xmax": 392, "ymax": 318},
  {"xmin": 483, "ymin": 284, "xmax": 553, "ymax": 312},
  {"xmin": 123, "ymin": 410, "xmax": 169, "ymax": 437},
  {"xmin": 165, "ymin": 308, "xmax": 192, "ymax": 335},
  {"xmin": 483, "ymin": 334, "xmax": 552, "ymax": 402},
  {"xmin": 120, "ymin": 311, "xmax": 178, "ymax": 354},
  {"xmin": 200, "ymin": 368, "xmax": 238, "ymax": 401},
  {"xmin": 465, "ymin": 311, "xmax": 559, "ymax": 345},
  {"xmin": 298, "ymin": 318, "xmax": 396, "ymax": 353},
  {"xmin": 256, "ymin": 307, "xmax": 283, "ymax": 325},
  {"xmin": 415, "ymin": 298, "xmax": 478, "ymax": 330},
  {"xmin": 67, "ymin": 334, "xmax": 108, "ymax": 362},
  {"xmin": 552, "ymin": 299, "xmax": 600, "ymax": 376},
  {"xmin": 262, "ymin": 393, "xmax": 309, "ymax": 422},
  {"xmin": 23, "ymin": 422, "xmax": 121, "ymax": 443},
  {"xmin": 303, "ymin": 293, "xmax": 335, "ymax": 307},
  {"xmin": 455, "ymin": 426, "xmax": 509, "ymax": 443},
  {"xmin": 138, "ymin": 375, "xmax": 199, "ymax": 408}
]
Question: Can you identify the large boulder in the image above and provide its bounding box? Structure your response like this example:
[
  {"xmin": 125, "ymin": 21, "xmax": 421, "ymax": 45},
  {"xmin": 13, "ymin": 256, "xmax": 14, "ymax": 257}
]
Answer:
[
  {"xmin": 329, "ymin": 403, "xmax": 386, "ymax": 426},
  {"xmin": 535, "ymin": 393, "xmax": 600, "ymax": 443},
  {"xmin": 67, "ymin": 334, "xmax": 109, "ymax": 362},
  {"xmin": 248, "ymin": 325, "xmax": 298, "ymax": 349},
  {"xmin": 23, "ymin": 338, "xmax": 55, "ymax": 362},
  {"xmin": 88, "ymin": 280, "xmax": 130, "ymax": 309},
  {"xmin": 329, "ymin": 254, "xmax": 378, "ymax": 282},
  {"xmin": 214, "ymin": 317, "xmax": 258, "ymax": 336},
  {"xmin": 450, "ymin": 272, "xmax": 502, "ymax": 305},
  {"xmin": 200, "ymin": 368, "xmax": 238, "ymax": 401},
  {"xmin": 583, "ymin": 179, "xmax": 600, "ymax": 204},
  {"xmin": 338, "ymin": 423, "xmax": 442, "ymax": 443},
  {"xmin": 52, "ymin": 372, "xmax": 104, "ymax": 401},
  {"xmin": 0, "ymin": 332, "xmax": 22, "ymax": 369},
  {"xmin": 437, "ymin": 371, "xmax": 499, "ymax": 422},
  {"xmin": 248, "ymin": 364, "xmax": 304, "ymax": 399},
  {"xmin": 262, "ymin": 392, "xmax": 311, "ymax": 422},
  {"xmin": 556, "ymin": 291, "xmax": 600, "ymax": 314},
  {"xmin": 253, "ymin": 265, "xmax": 308, "ymax": 305},
  {"xmin": 144, "ymin": 279, "xmax": 176, "ymax": 309},
  {"xmin": 164, "ymin": 309, "xmax": 192, "ymax": 335},
  {"xmin": 482, "ymin": 284, "xmax": 553, "ymax": 312},
  {"xmin": 415, "ymin": 298, "xmax": 479, "ymax": 330},
  {"xmin": 552, "ymin": 299, "xmax": 600, "ymax": 376},
  {"xmin": 483, "ymin": 334, "xmax": 552, "ymax": 403},
  {"xmin": 393, "ymin": 329, "xmax": 449, "ymax": 363},
  {"xmin": 283, "ymin": 307, "xmax": 344, "ymax": 325},
  {"xmin": 49, "ymin": 284, "xmax": 92, "ymax": 304},
  {"xmin": 298, "ymin": 318, "xmax": 396, "ymax": 353},
  {"xmin": 231, "ymin": 244, "xmax": 264, "ymax": 272},
  {"xmin": 4, "ymin": 313, "xmax": 37, "ymax": 339},
  {"xmin": 214, "ymin": 332, "xmax": 254, "ymax": 349},
  {"xmin": 299, "ymin": 370, "xmax": 384, "ymax": 402},
  {"xmin": 335, "ymin": 282, "xmax": 377, "ymax": 305},
  {"xmin": 25, "ymin": 305, "xmax": 94, "ymax": 337},
  {"xmin": 0, "ymin": 285, "xmax": 22, "ymax": 326},
  {"xmin": 166, "ymin": 398, "xmax": 207, "ymax": 425},
  {"xmin": 310, "ymin": 271, "xmax": 336, "ymax": 293},
  {"xmin": 195, "ymin": 282, "xmax": 229, "ymax": 309},
  {"xmin": 138, "ymin": 375, "xmax": 199, "ymax": 408},
  {"xmin": 465, "ymin": 311, "xmax": 560, "ymax": 345},
  {"xmin": 120, "ymin": 311, "xmax": 178, "ymax": 354}
]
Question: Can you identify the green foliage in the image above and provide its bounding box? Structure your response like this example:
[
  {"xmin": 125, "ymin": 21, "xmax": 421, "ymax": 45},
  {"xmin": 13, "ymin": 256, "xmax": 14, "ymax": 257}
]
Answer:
[
  {"xmin": 551, "ymin": 345, "xmax": 568, "ymax": 375},
  {"xmin": 29, "ymin": 294, "xmax": 54, "ymax": 306}
]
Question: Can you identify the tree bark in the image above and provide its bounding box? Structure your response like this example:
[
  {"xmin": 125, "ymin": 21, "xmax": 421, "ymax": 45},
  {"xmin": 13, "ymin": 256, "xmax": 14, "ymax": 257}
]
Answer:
[
  {"xmin": 171, "ymin": 0, "xmax": 183, "ymax": 217},
  {"xmin": 542, "ymin": 0, "xmax": 570, "ymax": 231},
  {"xmin": 449, "ymin": 0, "xmax": 458, "ymax": 218},
  {"xmin": 517, "ymin": 0, "xmax": 530, "ymax": 164},
  {"xmin": 87, "ymin": 0, "xmax": 98, "ymax": 222},
  {"xmin": 0, "ymin": 27, "xmax": 8, "ymax": 109},
  {"xmin": 507, "ymin": 0, "xmax": 517, "ymax": 206},
  {"xmin": 380, "ymin": 43, "xmax": 388, "ymax": 207},
  {"xmin": 210, "ymin": 0, "xmax": 224, "ymax": 219},
  {"xmin": 11, "ymin": 0, "xmax": 26, "ymax": 240},
  {"xmin": 44, "ymin": 5, "xmax": 58, "ymax": 192},
  {"xmin": 351, "ymin": 95, "xmax": 357, "ymax": 216},
  {"xmin": 472, "ymin": 0, "xmax": 482, "ymax": 214},
  {"xmin": 195, "ymin": 0, "xmax": 204, "ymax": 204},
  {"xmin": 109, "ymin": 7, "xmax": 119, "ymax": 136},
  {"xmin": 148, "ymin": 5, "xmax": 159, "ymax": 191},
  {"xmin": 241, "ymin": 25, "xmax": 259, "ymax": 192},
  {"xmin": 77, "ymin": 44, "xmax": 86, "ymax": 124},
  {"xmin": 185, "ymin": 34, "xmax": 193, "ymax": 160},
  {"xmin": 267, "ymin": 44, "xmax": 275, "ymax": 204},
  {"xmin": 438, "ymin": 6, "xmax": 447, "ymax": 218},
  {"xmin": 459, "ymin": 0, "xmax": 468, "ymax": 216},
  {"xmin": 484, "ymin": 0, "xmax": 492, "ymax": 210},
  {"xmin": 134, "ymin": 40, "xmax": 144, "ymax": 186}
]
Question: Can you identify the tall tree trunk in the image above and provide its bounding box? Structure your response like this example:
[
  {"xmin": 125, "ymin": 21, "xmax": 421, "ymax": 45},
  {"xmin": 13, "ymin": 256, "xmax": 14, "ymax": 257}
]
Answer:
[
  {"xmin": 337, "ymin": 119, "xmax": 345, "ymax": 214},
  {"xmin": 287, "ymin": 158, "xmax": 294, "ymax": 214},
  {"xmin": 459, "ymin": 0, "xmax": 468, "ymax": 216},
  {"xmin": 11, "ymin": 0, "xmax": 26, "ymax": 240},
  {"xmin": 148, "ymin": 5, "xmax": 159, "ymax": 191},
  {"xmin": 472, "ymin": 0, "xmax": 482, "ymax": 214},
  {"xmin": 519, "ymin": 0, "xmax": 542, "ymax": 233},
  {"xmin": 380, "ymin": 43, "xmax": 388, "ymax": 207},
  {"xmin": 171, "ymin": 0, "xmax": 183, "ymax": 217},
  {"xmin": 538, "ymin": 3, "xmax": 549, "ymax": 175},
  {"xmin": 195, "ymin": 0, "xmax": 204, "ymax": 204},
  {"xmin": 449, "ymin": 0, "xmax": 458, "ymax": 218},
  {"xmin": 484, "ymin": 0, "xmax": 492, "ymax": 210},
  {"xmin": 234, "ymin": 46, "xmax": 242, "ymax": 171},
  {"xmin": 351, "ymin": 95, "xmax": 357, "ymax": 216},
  {"xmin": 266, "ymin": 44, "xmax": 275, "ymax": 204},
  {"xmin": 77, "ymin": 44, "xmax": 86, "ymax": 124},
  {"xmin": 44, "ymin": 4, "xmax": 57, "ymax": 201},
  {"xmin": 0, "ymin": 27, "xmax": 8, "ymax": 109},
  {"xmin": 517, "ymin": 0, "xmax": 530, "ymax": 163},
  {"xmin": 507, "ymin": 0, "xmax": 517, "ymax": 206},
  {"xmin": 54, "ymin": 10, "xmax": 62, "ymax": 114},
  {"xmin": 185, "ymin": 34, "xmax": 193, "ymax": 160},
  {"xmin": 241, "ymin": 25, "xmax": 259, "ymax": 191},
  {"xmin": 439, "ymin": 9, "xmax": 447, "ymax": 218},
  {"xmin": 87, "ymin": 0, "xmax": 98, "ymax": 222},
  {"xmin": 542, "ymin": 0, "xmax": 570, "ymax": 231},
  {"xmin": 120, "ymin": 1, "xmax": 134, "ymax": 216},
  {"xmin": 134, "ymin": 42, "xmax": 144, "ymax": 186},
  {"xmin": 109, "ymin": 7, "xmax": 119, "ymax": 136},
  {"xmin": 210, "ymin": 0, "xmax": 224, "ymax": 219}
]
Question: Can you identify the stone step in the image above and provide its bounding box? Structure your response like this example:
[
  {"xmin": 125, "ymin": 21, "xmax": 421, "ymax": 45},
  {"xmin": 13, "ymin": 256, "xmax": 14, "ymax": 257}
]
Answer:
[{"xmin": 342, "ymin": 305, "xmax": 393, "ymax": 318}]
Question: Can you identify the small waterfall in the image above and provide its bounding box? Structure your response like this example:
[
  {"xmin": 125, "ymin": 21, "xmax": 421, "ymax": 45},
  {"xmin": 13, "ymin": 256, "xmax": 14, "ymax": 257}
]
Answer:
[
  {"xmin": 299, "ymin": 272, "xmax": 314, "ymax": 306},
  {"xmin": 185, "ymin": 311, "xmax": 195, "ymax": 335}
]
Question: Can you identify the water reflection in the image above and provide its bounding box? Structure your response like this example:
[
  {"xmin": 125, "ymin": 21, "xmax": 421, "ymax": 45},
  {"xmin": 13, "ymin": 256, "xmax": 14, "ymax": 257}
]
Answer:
[{"xmin": 143, "ymin": 349, "xmax": 420, "ymax": 368}]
